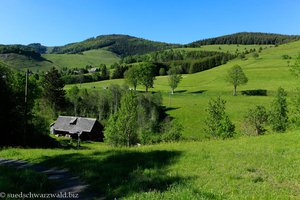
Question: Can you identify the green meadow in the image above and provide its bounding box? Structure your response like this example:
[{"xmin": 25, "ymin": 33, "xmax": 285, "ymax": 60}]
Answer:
[
  {"xmin": 1, "ymin": 131, "xmax": 300, "ymax": 199},
  {"xmin": 43, "ymin": 49, "xmax": 120, "ymax": 69},
  {"xmin": 66, "ymin": 40, "xmax": 300, "ymax": 139}
]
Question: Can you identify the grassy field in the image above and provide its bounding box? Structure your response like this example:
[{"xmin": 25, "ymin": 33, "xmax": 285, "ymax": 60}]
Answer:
[
  {"xmin": 1, "ymin": 131, "xmax": 300, "ymax": 199},
  {"xmin": 44, "ymin": 49, "xmax": 120, "ymax": 69},
  {"xmin": 66, "ymin": 40, "xmax": 300, "ymax": 139}
]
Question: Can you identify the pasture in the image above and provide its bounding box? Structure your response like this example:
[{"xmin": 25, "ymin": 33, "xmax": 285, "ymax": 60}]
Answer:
[{"xmin": 66, "ymin": 41, "xmax": 300, "ymax": 139}]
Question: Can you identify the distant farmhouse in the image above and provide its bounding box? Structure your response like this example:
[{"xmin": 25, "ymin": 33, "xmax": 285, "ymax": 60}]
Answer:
[
  {"xmin": 51, "ymin": 116, "xmax": 104, "ymax": 141},
  {"xmin": 88, "ymin": 67, "xmax": 99, "ymax": 73}
]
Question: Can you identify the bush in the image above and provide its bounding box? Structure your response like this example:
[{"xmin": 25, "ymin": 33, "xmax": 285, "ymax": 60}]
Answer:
[
  {"xmin": 161, "ymin": 120, "xmax": 183, "ymax": 142},
  {"xmin": 139, "ymin": 129, "xmax": 161, "ymax": 145},
  {"xmin": 282, "ymin": 54, "xmax": 291, "ymax": 60},
  {"xmin": 252, "ymin": 52, "xmax": 259, "ymax": 59},
  {"xmin": 244, "ymin": 105, "xmax": 268, "ymax": 135}
]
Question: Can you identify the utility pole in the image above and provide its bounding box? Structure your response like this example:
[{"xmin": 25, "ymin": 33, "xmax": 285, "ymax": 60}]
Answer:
[{"xmin": 24, "ymin": 69, "xmax": 29, "ymax": 145}]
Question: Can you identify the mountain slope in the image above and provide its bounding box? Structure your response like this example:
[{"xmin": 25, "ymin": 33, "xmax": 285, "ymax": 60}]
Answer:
[
  {"xmin": 49, "ymin": 34, "xmax": 181, "ymax": 56},
  {"xmin": 188, "ymin": 32, "xmax": 300, "ymax": 47},
  {"xmin": 70, "ymin": 40, "xmax": 300, "ymax": 139}
]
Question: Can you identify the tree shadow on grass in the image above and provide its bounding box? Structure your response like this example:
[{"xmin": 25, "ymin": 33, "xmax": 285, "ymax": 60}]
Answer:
[
  {"xmin": 174, "ymin": 90, "xmax": 187, "ymax": 93},
  {"xmin": 38, "ymin": 150, "xmax": 185, "ymax": 199},
  {"xmin": 241, "ymin": 89, "xmax": 267, "ymax": 96},
  {"xmin": 190, "ymin": 90, "xmax": 207, "ymax": 94},
  {"xmin": 164, "ymin": 107, "xmax": 180, "ymax": 112}
]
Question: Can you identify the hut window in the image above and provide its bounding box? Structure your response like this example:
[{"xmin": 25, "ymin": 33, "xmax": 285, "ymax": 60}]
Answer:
[{"xmin": 69, "ymin": 118, "xmax": 78, "ymax": 125}]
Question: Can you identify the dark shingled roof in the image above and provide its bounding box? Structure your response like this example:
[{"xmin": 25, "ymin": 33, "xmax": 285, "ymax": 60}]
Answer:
[{"xmin": 52, "ymin": 116, "xmax": 97, "ymax": 134}]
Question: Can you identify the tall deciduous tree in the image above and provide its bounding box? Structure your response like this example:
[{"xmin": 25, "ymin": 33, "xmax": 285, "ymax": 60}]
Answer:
[
  {"xmin": 67, "ymin": 85, "xmax": 80, "ymax": 116},
  {"xmin": 226, "ymin": 65, "xmax": 248, "ymax": 96},
  {"xmin": 168, "ymin": 66, "xmax": 182, "ymax": 94},
  {"xmin": 139, "ymin": 63, "xmax": 156, "ymax": 92},
  {"xmin": 41, "ymin": 67, "xmax": 66, "ymax": 115},
  {"xmin": 269, "ymin": 87, "xmax": 288, "ymax": 132},
  {"xmin": 205, "ymin": 97, "xmax": 235, "ymax": 138},
  {"xmin": 104, "ymin": 91, "xmax": 138, "ymax": 147},
  {"xmin": 124, "ymin": 66, "xmax": 140, "ymax": 91}
]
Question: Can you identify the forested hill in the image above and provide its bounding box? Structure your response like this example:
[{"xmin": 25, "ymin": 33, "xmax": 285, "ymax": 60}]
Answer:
[
  {"xmin": 188, "ymin": 32, "xmax": 300, "ymax": 47},
  {"xmin": 49, "ymin": 34, "xmax": 181, "ymax": 56},
  {"xmin": 0, "ymin": 45, "xmax": 44, "ymax": 60}
]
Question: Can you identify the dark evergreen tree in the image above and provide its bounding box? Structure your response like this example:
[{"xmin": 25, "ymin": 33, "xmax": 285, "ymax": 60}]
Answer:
[{"xmin": 41, "ymin": 67, "xmax": 66, "ymax": 115}]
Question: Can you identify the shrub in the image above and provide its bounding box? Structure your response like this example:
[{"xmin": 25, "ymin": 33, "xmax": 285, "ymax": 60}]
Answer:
[
  {"xmin": 244, "ymin": 105, "xmax": 268, "ymax": 135},
  {"xmin": 161, "ymin": 120, "xmax": 183, "ymax": 142},
  {"xmin": 252, "ymin": 52, "xmax": 259, "ymax": 59},
  {"xmin": 282, "ymin": 54, "xmax": 291, "ymax": 60}
]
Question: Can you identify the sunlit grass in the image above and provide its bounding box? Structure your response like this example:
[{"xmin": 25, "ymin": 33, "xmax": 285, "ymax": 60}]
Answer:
[{"xmin": 1, "ymin": 131, "xmax": 300, "ymax": 199}]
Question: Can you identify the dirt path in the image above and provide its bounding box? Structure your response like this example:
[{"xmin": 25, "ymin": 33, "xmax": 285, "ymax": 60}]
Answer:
[{"xmin": 0, "ymin": 158, "xmax": 96, "ymax": 199}]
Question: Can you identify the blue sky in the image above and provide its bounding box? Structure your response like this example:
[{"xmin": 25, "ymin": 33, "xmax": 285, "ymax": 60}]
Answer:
[{"xmin": 0, "ymin": 0, "xmax": 299, "ymax": 46}]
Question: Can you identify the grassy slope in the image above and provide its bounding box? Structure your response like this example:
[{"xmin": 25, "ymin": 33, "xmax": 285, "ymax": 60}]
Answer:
[
  {"xmin": 66, "ymin": 41, "xmax": 300, "ymax": 139},
  {"xmin": 1, "ymin": 131, "xmax": 300, "ymax": 199},
  {"xmin": 0, "ymin": 53, "xmax": 56, "ymax": 71},
  {"xmin": 43, "ymin": 49, "xmax": 120, "ymax": 69}
]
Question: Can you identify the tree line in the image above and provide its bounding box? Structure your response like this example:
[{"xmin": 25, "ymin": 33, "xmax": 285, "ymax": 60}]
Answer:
[
  {"xmin": 0, "ymin": 45, "xmax": 43, "ymax": 60},
  {"xmin": 103, "ymin": 50, "xmax": 235, "ymax": 81},
  {"xmin": 188, "ymin": 32, "xmax": 300, "ymax": 47}
]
